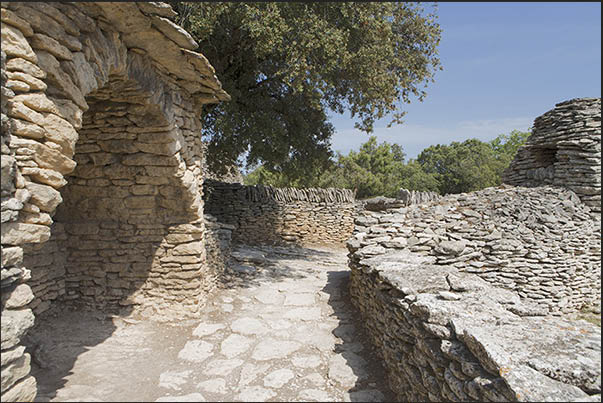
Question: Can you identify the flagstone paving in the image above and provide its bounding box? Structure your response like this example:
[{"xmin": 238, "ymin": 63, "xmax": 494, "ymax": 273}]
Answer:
[{"xmin": 29, "ymin": 245, "xmax": 394, "ymax": 402}]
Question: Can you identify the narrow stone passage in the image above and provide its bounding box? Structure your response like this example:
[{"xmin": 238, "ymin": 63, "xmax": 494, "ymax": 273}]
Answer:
[{"xmin": 30, "ymin": 245, "xmax": 395, "ymax": 402}]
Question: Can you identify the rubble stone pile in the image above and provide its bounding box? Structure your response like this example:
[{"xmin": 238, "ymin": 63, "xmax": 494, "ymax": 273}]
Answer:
[{"xmin": 350, "ymin": 184, "xmax": 601, "ymax": 314}]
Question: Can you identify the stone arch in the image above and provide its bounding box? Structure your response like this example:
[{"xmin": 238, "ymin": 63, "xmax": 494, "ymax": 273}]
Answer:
[{"xmin": 1, "ymin": 2, "xmax": 229, "ymax": 400}]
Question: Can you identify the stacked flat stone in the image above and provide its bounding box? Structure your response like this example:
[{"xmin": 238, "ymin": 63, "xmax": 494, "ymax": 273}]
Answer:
[
  {"xmin": 204, "ymin": 213, "xmax": 235, "ymax": 286},
  {"xmin": 347, "ymin": 248, "xmax": 601, "ymax": 402},
  {"xmin": 350, "ymin": 185, "xmax": 601, "ymax": 314},
  {"xmin": 362, "ymin": 188, "xmax": 441, "ymax": 211},
  {"xmin": 1, "ymin": 3, "xmax": 229, "ymax": 401},
  {"xmin": 205, "ymin": 180, "xmax": 357, "ymax": 246},
  {"xmin": 503, "ymin": 98, "xmax": 601, "ymax": 216}
]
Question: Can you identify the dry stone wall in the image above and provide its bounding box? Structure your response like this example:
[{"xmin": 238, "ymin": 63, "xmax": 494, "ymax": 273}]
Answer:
[
  {"xmin": 204, "ymin": 180, "xmax": 358, "ymax": 246},
  {"xmin": 503, "ymin": 98, "xmax": 601, "ymax": 216},
  {"xmin": 348, "ymin": 248, "xmax": 601, "ymax": 402},
  {"xmin": 351, "ymin": 185, "xmax": 601, "ymax": 314},
  {"xmin": 1, "ymin": 2, "xmax": 228, "ymax": 401}
]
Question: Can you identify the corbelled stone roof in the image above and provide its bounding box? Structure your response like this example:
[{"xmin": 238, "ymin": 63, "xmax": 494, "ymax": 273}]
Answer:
[{"xmin": 81, "ymin": 2, "xmax": 230, "ymax": 105}]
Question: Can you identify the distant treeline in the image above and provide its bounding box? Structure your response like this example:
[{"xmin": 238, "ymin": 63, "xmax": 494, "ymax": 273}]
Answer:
[{"xmin": 244, "ymin": 130, "xmax": 530, "ymax": 198}]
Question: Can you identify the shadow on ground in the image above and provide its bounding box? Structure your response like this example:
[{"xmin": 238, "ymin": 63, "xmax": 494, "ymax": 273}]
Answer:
[{"xmin": 322, "ymin": 269, "xmax": 396, "ymax": 402}]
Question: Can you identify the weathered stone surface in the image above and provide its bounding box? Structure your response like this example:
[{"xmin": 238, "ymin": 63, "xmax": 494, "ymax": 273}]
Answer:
[
  {"xmin": 1, "ymin": 354, "xmax": 31, "ymax": 391},
  {"xmin": 1, "ymin": 247, "xmax": 23, "ymax": 268},
  {"xmin": 220, "ymin": 334, "xmax": 252, "ymax": 359},
  {"xmin": 203, "ymin": 359, "xmax": 243, "ymax": 377},
  {"xmin": 503, "ymin": 98, "xmax": 601, "ymax": 216},
  {"xmin": 9, "ymin": 118, "xmax": 46, "ymax": 140},
  {"xmin": 0, "ymin": 376, "xmax": 36, "ymax": 403},
  {"xmin": 177, "ymin": 340, "xmax": 213, "ymax": 363},
  {"xmin": 5, "ymin": 58, "xmax": 45, "ymax": 78},
  {"xmin": 25, "ymin": 182, "xmax": 62, "ymax": 212},
  {"xmin": 251, "ymin": 339, "xmax": 301, "ymax": 361},
  {"xmin": 0, "ymin": 309, "xmax": 35, "ymax": 350},
  {"xmin": 10, "ymin": 137, "xmax": 76, "ymax": 175},
  {"xmin": 0, "ymin": 346, "xmax": 25, "ymax": 368},
  {"xmin": 230, "ymin": 317, "xmax": 269, "ymax": 336},
  {"xmin": 1, "ymin": 23, "xmax": 37, "ymax": 62},
  {"xmin": 263, "ymin": 368, "xmax": 294, "ymax": 388},
  {"xmin": 155, "ymin": 392, "xmax": 205, "ymax": 402},
  {"xmin": 205, "ymin": 180, "xmax": 357, "ymax": 246},
  {"xmin": 2, "ymin": 284, "xmax": 34, "ymax": 309},
  {"xmin": 348, "ymin": 181, "xmax": 601, "ymax": 402},
  {"xmin": 197, "ymin": 378, "xmax": 227, "ymax": 395},
  {"xmin": 30, "ymin": 33, "xmax": 73, "ymax": 61},
  {"xmin": 192, "ymin": 323, "xmax": 225, "ymax": 338},
  {"xmin": 1, "ymin": 8, "xmax": 34, "ymax": 37},
  {"xmin": 1, "ymin": 222, "xmax": 51, "ymax": 245}
]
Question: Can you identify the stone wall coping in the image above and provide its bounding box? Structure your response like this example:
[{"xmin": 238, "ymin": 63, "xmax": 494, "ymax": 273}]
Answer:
[{"xmin": 351, "ymin": 249, "xmax": 601, "ymax": 400}]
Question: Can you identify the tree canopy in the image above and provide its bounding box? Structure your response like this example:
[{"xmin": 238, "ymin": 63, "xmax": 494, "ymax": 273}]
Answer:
[
  {"xmin": 171, "ymin": 2, "xmax": 442, "ymax": 177},
  {"xmin": 244, "ymin": 130, "xmax": 531, "ymax": 198}
]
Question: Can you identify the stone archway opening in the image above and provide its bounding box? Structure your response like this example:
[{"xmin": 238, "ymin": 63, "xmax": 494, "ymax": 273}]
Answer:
[{"xmin": 24, "ymin": 71, "xmax": 210, "ymax": 323}]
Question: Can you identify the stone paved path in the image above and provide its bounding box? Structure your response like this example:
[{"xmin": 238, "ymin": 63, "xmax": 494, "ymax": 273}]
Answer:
[{"xmin": 30, "ymin": 245, "xmax": 394, "ymax": 402}]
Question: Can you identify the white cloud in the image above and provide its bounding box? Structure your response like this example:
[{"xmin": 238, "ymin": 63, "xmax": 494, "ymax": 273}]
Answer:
[{"xmin": 330, "ymin": 116, "xmax": 533, "ymax": 159}]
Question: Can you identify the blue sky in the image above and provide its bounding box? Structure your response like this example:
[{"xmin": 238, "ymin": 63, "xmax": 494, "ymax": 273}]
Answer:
[{"xmin": 329, "ymin": 2, "xmax": 602, "ymax": 159}]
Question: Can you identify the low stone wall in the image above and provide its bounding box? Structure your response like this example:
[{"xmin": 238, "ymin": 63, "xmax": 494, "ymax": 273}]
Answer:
[
  {"xmin": 204, "ymin": 180, "xmax": 357, "ymax": 246},
  {"xmin": 351, "ymin": 185, "xmax": 601, "ymax": 314},
  {"xmin": 347, "ymin": 248, "xmax": 601, "ymax": 402},
  {"xmin": 503, "ymin": 98, "xmax": 601, "ymax": 216}
]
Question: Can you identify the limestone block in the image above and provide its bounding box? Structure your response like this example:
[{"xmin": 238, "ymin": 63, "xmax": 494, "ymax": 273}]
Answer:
[
  {"xmin": 27, "ymin": 2, "xmax": 79, "ymax": 36},
  {"xmin": 1, "ymin": 23, "xmax": 37, "ymax": 63},
  {"xmin": 124, "ymin": 196, "xmax": 155, "ymax": 209},
  {"xmin": 122, "ymin": 153, "xmax": 178, "ymax": 166},
  {"xmin": 172, "ymin": 241, "xmax": 203, "ymax": 256},
  {"xmin": 135, "ymin": 140, "xmax": 181, "ymax": 156},
  {"xmin": 20, "ymin": 167, "xmax": 66, "ymax": 189},
  {"xmin": 0, "ymin": 308, "xmax": 34, "ymax": 349},
  {"xmin": 7, "ymin": 3, "xmax": 81, "ymax": 52},
  {"xmin": 34, "ymin": 50, "xmax": 87, "ymax": 110},
  {"xmin": 1, "ymin": 247, "xmax": 23, "ymax": 267},
  {"xmin": 136, "ymin": 2, "xmax": 178, "ymax": 18},
  {"xmin": 2, "ymin": 284, "xmax": 35, "ymax": 309},
  {"xmin": 5, "ymin": 57, "xmax": 45, "ymax": 79},
  {"xmin": 0, "ymin": 352, "xmax": 30, "ymax": 392},
  {"xmin": 1, "ymin": 222, "xmax": 51, "ymax": 245},
  {"xmin": 0, "ymin": 346, "xmax": 25, "ymax": 368},
  {"xmin": 30, "ymin": 33, "xmax": 73, "ymax": 61},
  {"xmin": 5, "ymin": 79, "xmax": 29, "ymax": 93},
  {"xmin": 25, "ymin": 182, "xmax": 62, "ymax": 212},
  {"xmin": 1, "ymin": 8, "xmax": 33, "ymax": 37},
  {"xmin": 69, "ymin": 52, "xmax": 98, "ymax": 97},
  {"xmin": 9, "ymin": 118, "xmax": 46, "ymax": 140},
  {"xmin": 0, "ymin": 375, "xmax": 36, "ymax": 403},
  {"xmin": 53, "ymin": 3, "xmax": 96, "ymax": 34},
  {"xmin": 48, "ymin": 97, "xmax": 82, "ymax": 130},
  {"xmin": 1, "ymin": 154, "xmax": 16, "ymax": 193},
  {"xmin": 136, "ymin": 131, "xmax": 174, "ymax": 143},
  {"xmin": 7, "ymin": 101, "xmax": 44, "ymax": 125},
  {"xmin": 150, "ymin": 16, "xmax": 198, "ymax": 50}
]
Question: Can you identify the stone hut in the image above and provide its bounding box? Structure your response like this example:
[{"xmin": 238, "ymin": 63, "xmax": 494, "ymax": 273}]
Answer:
[
  {"xmin": 1, "ymin": 3, "xmax": 228, "ymax": 401},
  {"xmin": 503, "ymin": 97, "xmax": 601, "ymax": 216}
]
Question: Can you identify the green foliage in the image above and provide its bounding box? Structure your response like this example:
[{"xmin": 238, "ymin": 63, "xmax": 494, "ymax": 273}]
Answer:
[
  {"xmin": 489, "ymin": 129, "xmax": 531, "ymax": 175},
  {"xmin": 417, "ymin": 139, "xmax": 499, "ymax": 194},
  {"xmin": 417, "ymin": 130, "xmax": 530, "ymax": 195},
  {"xmin": 243, "ymin": 130, "xmax": 530, "ymax": 197},
  {"xmin": 171, "ymin": 2, "xmax": 442, "ymax": 176}
]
